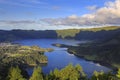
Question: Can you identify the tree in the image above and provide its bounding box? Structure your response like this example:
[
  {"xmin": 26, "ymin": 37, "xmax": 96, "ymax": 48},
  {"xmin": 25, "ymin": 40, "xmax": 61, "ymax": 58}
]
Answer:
[
  {"xmin": 58, "ymin": 64, "xmax": 80, "ymax": 80},
  {"xmin": 116, "ymin": 68, "xmax": 120, "ymax": 78},
  {"xmin": 69, "ymin": 69, "xmax": 79, "ymax": 80},
  {"xmin": 29, "ymin": 66, "xmax": 43, "ymax": 80},
  {"xmin": 7, "ymin": 66, "xmax": 26, "ymax": 80},
  {"xmin": 53, "ymin": 68, "xmax": 59, "ymax": 79},
  {"xmin": 45, "ymin": 71, "xmax": 55, "ymax": 80},
  {"xmin": 75, "ymin": 64, "xmax": 86, "ymax": 77},
  {"xmin": 91, "ymin": 71, "xmax": 100, "ymax": 80}
]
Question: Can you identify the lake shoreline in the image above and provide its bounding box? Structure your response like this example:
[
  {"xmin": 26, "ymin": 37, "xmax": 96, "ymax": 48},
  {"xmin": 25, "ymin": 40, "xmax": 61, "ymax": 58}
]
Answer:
[
  {"xmin": 15, "ymin": 39, "xmax": 111, "ymax": 76},
  {"xmin": 73, "ymin": 53, "xmax": 117, "ymax": 71},
  {"xmin": 52, "ymin": 43, "xmax": 117, "ymax": 71}
]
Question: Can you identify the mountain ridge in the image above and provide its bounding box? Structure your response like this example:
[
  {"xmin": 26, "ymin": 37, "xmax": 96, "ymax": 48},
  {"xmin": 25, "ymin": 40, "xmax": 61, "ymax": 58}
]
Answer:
[{"xmin": 0, "ymin": 26, "xmax": 120, "ymax": 42}]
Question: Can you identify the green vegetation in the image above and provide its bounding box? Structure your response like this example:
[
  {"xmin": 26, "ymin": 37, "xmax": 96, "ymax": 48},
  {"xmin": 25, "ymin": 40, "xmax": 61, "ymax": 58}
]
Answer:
[
  {"xmin": 0, "ymin": 43, "xmax": 53, "ymax": 80},
  {"xmin": 30, "ymin": 66, "xmax": 43, "ymax": 80},
  {"xmin": 56, "ymin": 26, "xmax": 120, "ymax": 38},
  {"xmin": 116, "ymin": 68, "xmax": 120, "ymax": 79},
  {"xmin": 1, "ymin": 64, "xmax": 120, "ymax": 80},
  {"xmin": 82, "ymin": 26, "xmax": 120, "ymax": 32},
  {"xmin": 90, "ymin": 70, "xmax": 118, "ymax": 80},
  {"xmin": 66, "ymin": 30, "xmax": 120, "ymax": 69},
  {"xmin": 46, "ymin": 64, "xmax": 86, "ymax": 80},
  {"xmin": 0, "ymin": 26, "xmax": 119, "ymax": 42},
  {"xmin": 0, "ymin": 26, "xmax": 120, "ymax": 80},
  {"xmin": 0, "ymin": 43, "xmax": 52, "ymax": 66},
  {"xmin": 7, "ymin": 66, "xmax": 26, "ymax": 80},
  {"xmin": 56, "ymin": 29, "xmax": 80, "ymax": 38}
]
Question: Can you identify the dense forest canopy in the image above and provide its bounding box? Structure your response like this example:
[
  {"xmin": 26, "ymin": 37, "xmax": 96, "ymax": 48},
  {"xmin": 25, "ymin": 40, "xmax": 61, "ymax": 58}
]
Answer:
[{"xmin": 1, "ymin": 64, "xmax": 120, "ymax": 80}]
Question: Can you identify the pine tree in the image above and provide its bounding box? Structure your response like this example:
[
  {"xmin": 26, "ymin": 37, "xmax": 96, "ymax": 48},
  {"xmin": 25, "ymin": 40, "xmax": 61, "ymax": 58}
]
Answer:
[
  {"xmin": 53, "ymin": 68, "xmax": 59, "ymax": 78},
  {"xmin": 116, "ymin": 68, "xmax": 120, "ymax": 78},
  {"xmin": 75, "ymin": 64, "xmax": 86, "ymax": 77},
  {"xmin": 92, "ymin": 71, "xmax": 99, "ymax": 80},
  {"xmin": 7, "ymin": 66, "xmax": 26, "ymax": 80},
  {"xmin": 29, "ymin": 66, "xmax": 43, "ymax": 80}
]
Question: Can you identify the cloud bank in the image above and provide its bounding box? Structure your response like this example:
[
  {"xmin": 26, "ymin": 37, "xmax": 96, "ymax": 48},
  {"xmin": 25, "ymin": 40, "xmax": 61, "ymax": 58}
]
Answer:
[
  {"xmin": 41, "ymin": 0, "xmax": 120, "ymax": 27},
  {"xmin": 0, "ymin": 0, "xmax": 120, "ymax": 30},
  {"xmin": 86, "ymin": 5, "xmax": 98, "ymax": 11}
]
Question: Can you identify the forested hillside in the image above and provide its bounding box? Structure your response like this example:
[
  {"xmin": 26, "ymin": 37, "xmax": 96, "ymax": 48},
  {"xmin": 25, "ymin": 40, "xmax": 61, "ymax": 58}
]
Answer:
[
  {"xmin": 66, "ymin": 31, "xmax": 120, "ymax": 68},
  {"xmin": 0, "ymin": 43, "xmax": 54, "ymax": 80},
  {"xmin": 0, "ymin": 26, "xmax": 120, "ymax": 42}
]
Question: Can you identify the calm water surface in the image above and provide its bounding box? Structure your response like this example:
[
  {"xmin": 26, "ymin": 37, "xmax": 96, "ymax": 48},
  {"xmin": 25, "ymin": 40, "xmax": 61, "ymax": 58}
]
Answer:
[{"xmin": 15, "ymin": 39, "xmax": 111, "ymax": 76}]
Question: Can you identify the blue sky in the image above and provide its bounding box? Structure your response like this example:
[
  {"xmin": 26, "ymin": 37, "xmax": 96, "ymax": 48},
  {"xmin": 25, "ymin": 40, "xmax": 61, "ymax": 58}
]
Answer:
[{"xmin": 0, "ymin": 0, "xmax": 119, "ymax": 30}]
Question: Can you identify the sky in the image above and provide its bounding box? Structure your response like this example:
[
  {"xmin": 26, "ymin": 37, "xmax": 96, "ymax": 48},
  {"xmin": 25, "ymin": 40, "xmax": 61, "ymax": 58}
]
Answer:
[{"xmin": 0, "ymin": 0, "xmax": 120, "ymax": 30}]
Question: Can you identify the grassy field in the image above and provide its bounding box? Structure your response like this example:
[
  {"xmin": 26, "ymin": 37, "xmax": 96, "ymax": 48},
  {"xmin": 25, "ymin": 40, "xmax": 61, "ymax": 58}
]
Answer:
[{"xmin": 56, "ymin": 26, "xmax": 120, "ymax": 38}]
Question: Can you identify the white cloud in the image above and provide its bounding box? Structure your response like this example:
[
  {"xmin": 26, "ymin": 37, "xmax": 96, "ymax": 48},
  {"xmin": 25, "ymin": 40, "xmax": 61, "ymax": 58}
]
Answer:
[
  {"xmin": 0, "ymin": 0, "xmax": 120, "ymax": 30},
  {"xmin": 86, "ymin": 5, "xmax": 98, "ymax": 11},
  {"xmin": 0, "ymin": 20, "xmax": 43, "ymax": 30},
  {"xmin": 41, "ymin": 0, "xmax": 120, "ymax": 27},
  {"xmin": 68, "ymin": 15, "xmax": 78, "ymax": 19}
]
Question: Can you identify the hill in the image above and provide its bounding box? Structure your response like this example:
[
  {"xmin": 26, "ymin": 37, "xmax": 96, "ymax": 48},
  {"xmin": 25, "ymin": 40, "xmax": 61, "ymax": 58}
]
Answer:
[
  {"xmin": 0, "ymin": 26, "xmax": 120, "ymax": 42},
  {"xmin": 56, "ymin": 26, "xmax": 120, "ymax": 39},
  {"xmin": 67, "ymin": 31, "xmax": 120, "ymax": 69}
]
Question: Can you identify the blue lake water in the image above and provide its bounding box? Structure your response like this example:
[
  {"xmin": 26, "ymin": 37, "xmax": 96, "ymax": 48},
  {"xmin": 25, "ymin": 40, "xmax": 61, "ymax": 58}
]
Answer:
[{"xmin": 15, "ymin": 39, "xmax": 111, "ymax": 76}]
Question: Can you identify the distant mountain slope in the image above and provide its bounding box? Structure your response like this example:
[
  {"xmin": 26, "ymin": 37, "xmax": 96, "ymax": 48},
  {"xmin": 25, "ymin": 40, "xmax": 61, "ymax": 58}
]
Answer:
[
  {"xmin": 56, "ymin": 26, "xmax": 120, "ymax": 39},
  {"xmin": 0, "ymin": 26, "xmax": 120, "ymax": 42},
  {"xmin": 0, "ymin": 30, "xmax": 58, "ymax": 42},
  {"xmin": 67, "ymin": 31, "xmax": 120, "ymax": 68}
]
